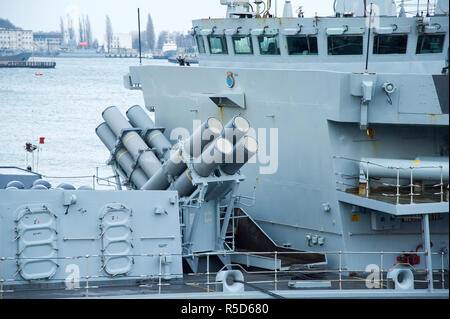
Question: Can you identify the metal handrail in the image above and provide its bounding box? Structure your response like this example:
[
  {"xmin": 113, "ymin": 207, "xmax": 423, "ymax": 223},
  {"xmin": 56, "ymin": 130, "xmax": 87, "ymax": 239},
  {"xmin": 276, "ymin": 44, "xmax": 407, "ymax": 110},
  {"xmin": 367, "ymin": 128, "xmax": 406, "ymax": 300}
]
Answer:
[
  {"xmin": 0, "ymin": 249, "xmax": 447, "ymax": 298},
  {"xmin": 333, "ymin": 156, "xmax": 446, "ymax": 204}
]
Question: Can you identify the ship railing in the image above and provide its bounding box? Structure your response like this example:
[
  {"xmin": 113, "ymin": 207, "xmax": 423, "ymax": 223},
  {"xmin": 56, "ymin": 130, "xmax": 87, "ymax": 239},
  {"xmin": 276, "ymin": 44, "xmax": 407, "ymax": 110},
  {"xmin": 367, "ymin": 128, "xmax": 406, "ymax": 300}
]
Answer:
[
  {"xmin": 0, "ymin": 250, "xmax": 447, "ymax": 298},
  {"xmin": 39, "ymin": 166, "xmax": 123, "ymax": 190},
  {"xmin": 333, "ymin": 156, "xmax": 447, "ymax": 205},
  {"xmin": 395, "ymin": 0, "xmax": 437, "ymax": 16}
]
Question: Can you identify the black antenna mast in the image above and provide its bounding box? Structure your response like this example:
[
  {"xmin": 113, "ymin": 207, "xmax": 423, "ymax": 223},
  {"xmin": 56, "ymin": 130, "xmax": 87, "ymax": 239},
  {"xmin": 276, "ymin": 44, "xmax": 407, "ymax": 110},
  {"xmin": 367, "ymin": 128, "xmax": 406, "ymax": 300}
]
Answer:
[
  {"xmin": 138, "ymin": 8, "xmax": 142, "ymax": 65},
  {"xmin": 365, "ymin": 3, "xmax": 373, "ymax": 73}
]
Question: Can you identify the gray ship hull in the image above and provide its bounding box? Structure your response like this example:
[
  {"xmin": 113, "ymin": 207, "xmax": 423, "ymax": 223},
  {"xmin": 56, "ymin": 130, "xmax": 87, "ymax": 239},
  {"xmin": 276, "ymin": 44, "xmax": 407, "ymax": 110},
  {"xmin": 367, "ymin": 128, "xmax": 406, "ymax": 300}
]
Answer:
[
  {"xmin": 0, "ymin": 52, "xmax": 32, "ymax": 62},
  {"xmin": 127, "ymin": 64, "xmax": 449, "ymax": 271}
]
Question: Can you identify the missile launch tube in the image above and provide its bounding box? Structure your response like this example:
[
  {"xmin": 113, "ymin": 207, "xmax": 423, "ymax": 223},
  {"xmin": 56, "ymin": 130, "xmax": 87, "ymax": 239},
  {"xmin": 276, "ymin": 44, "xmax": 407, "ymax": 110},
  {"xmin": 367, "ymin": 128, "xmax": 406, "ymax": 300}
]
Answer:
[
  {"xmin": 96, "ymin": 123, "xmax": 149, "ymax": 189},
  {"xmin": 141, "ymin": 118, "xmax": 226, "ymax": 191},
  {"xmin": 140, "ymin": 147, "xmax": 187, "ymax": 190},
  {"xmin": 172, "ymin": 169, "xmax": 196, "ymax": 197},
  {"xmin": 222, "ymin": 116, "xmax": 250, "ymax": 146},
  {"xmin": 193, "ymin": 137, "xmax": 234, "ymax": 177},
  {"xmin": 174, "ymin": 138, "xmax": 234, "ymax": 197},
  {"xmin": 102, "ymin": 106, "xmax": 162, "ymax": 178},
  {"xmin": 183, "ymin": 117, "xmax": 223, "ymax": 158},
  {"xmin": 360, "ymin": 157, "xmax": 449, "ymax": 182},
  {"xmin": 205, "ymin": 136, "xmax": 258, "ymax": 201},
  {"xmin": 126, "ymin": 105, "xmax": 173, "ymax": 161},
  {"xmin": 221, "ymin": 136, "xmax": 258, "ymax": 175}
]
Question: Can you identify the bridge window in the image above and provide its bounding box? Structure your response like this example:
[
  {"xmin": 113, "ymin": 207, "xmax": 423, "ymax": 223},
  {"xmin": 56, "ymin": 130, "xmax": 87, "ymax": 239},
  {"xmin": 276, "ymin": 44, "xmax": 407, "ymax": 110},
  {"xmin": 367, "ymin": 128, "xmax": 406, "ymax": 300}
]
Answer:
[
  {"xmin": 258, "ymin": 35, "xmax": 280, "ymax": 55},
  {"xmin": 328, "ymin": 35, "xmax": 363, "ymax": 55},
  {"xmin": 416, "ymin": 34, "xmax": 446, "ymax": 54},
  {"xmin": 208, "ymin": 35, "xmax": 228, "ymax": 54},
  {"xmin": 232, "ymin": 35, "xmax": 253, "ymax": 55},
  {"xmin": 286, "ymin": 36, "xmax": 318, "ymax": 55},
  {"xmin": 373, "ymin": 34, "xmax": 408, "ymax": 54},
  {"xmin": 196, "ymin": 35, "xmax": 206, "ymax": 54}
]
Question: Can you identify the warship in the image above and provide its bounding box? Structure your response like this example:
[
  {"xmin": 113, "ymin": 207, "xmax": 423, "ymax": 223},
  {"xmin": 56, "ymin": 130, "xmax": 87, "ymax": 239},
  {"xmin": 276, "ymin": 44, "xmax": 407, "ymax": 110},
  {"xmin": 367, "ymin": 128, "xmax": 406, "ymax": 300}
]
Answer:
[
  {"xmin": 0, "ymin": 51, "xmax": 31, "ymax": 63},
  {"xmin": 0, "ymin": 0, "xmax": 448, "ymax": 299}
]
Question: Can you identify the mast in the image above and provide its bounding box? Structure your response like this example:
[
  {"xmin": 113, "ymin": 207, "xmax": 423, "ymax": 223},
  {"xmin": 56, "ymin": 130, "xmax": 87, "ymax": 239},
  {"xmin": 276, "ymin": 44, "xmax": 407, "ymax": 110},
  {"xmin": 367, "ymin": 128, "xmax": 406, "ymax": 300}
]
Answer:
[
  {"xmin": 138, "ymin": 8, "xmax": 142, "ymax": 65},
  {"xmin": 365, "ymin": 3, "xmax": 373, "ymax": 72}
]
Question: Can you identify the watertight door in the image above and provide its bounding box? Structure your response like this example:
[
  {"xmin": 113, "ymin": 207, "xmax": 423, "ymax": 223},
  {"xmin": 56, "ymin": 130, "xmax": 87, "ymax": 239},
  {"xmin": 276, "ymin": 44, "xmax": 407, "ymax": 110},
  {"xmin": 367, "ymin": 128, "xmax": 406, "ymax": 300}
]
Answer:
[
  {"xmin": 99, "ymin": 203, "xmax": 134, "ymax": 276},
  {"xmin": 15, "ymin": 204, "xmax": 58, "ymax": 280}
]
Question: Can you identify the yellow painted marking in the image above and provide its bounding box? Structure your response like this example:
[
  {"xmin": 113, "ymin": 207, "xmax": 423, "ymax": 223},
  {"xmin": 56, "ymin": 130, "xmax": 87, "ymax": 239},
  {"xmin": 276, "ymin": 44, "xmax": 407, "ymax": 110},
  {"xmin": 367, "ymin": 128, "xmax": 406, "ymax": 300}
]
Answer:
[
  {"xmin": 186, "ymin": 170, "xmax": 192, "ymax": 182},
  {"xmin": 123, "ymin": 134, "xmax": 138, "ymax": 145},
  {"xmin": 414, "ymin": 160, "xmax": 420, "ymax": 164},
  {"xmin": 184, "ymin": 282, "xmax": 215, "ymax": 292},
  {"xmin": 117, "ymin": 150, "xmax": 129, "ymax": 161},
  {"xmin": 177, "ymin": 150, "xmax": 184, "ymax": 163},
  {"xmin": 351, "ymin": 275, "xmax": 387, "ymax": 288},
  {"xmin": 148, "ymin": 132, "xmax": 162, "ymax": 144}
]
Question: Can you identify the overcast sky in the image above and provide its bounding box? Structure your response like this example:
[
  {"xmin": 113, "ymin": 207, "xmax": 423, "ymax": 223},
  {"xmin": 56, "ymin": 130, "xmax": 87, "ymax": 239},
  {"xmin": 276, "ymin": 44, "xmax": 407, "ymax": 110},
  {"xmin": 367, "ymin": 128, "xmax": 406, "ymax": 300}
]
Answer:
[{"xmin": 0, "ymin": 0, "xmax": 334, "ymax": 43}]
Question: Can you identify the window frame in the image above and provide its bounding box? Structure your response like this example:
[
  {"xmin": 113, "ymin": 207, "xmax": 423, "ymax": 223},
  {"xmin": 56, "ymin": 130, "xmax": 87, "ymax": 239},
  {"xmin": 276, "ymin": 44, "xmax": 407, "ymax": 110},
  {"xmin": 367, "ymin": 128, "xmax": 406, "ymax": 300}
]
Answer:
[
  {"xmin": 286, "ymin": 35, "xmax": 319, "ymax": 56},
  {"xmin": 207, "ymin": 35, "xmax": 228, "ymax": 55},
  {"xmin": 257, "ymin": 35, "xmax": 281, "ymax": 56},
  {"xmin": 232, "ymin": 35, "xmax": 254, "ymax": 55},
  {"xmin": 416, "ymin": 33, "xmax": 446, "ymax": 54},
  {"xmin": 327, "ymin": 35, "xmax": 364, "ymax": 56},
  {"xmin": 373, "ymin": 34, "xmax": 408, "ymax": 55},
  {"xmin": 196, "ymin": 35, "xmax": 206, "ymax": 54}
]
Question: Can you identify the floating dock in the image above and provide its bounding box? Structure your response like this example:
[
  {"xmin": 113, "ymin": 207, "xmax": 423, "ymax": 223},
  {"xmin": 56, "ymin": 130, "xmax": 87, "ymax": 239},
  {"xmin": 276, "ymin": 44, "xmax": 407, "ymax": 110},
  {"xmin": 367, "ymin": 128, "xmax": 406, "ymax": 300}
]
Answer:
[{"xmin": 0, "ymin": 61, "xmax": 56, "ymax": 69}]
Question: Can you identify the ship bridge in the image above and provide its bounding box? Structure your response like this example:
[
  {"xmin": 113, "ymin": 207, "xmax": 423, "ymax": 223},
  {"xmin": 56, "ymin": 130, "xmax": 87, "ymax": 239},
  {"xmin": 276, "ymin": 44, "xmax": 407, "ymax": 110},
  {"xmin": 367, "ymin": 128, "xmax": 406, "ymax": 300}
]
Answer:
[{"xmin": 190, "ymin": 0, "xmax": 448, "ymax": 74}]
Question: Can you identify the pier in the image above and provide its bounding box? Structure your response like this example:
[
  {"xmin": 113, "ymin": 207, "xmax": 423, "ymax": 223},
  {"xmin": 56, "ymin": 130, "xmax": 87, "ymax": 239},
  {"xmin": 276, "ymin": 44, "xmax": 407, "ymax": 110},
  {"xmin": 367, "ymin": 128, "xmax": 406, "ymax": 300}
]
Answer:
[{"xmin": 0, "ymin": 61, "xmax": 56, "ymax": 69}]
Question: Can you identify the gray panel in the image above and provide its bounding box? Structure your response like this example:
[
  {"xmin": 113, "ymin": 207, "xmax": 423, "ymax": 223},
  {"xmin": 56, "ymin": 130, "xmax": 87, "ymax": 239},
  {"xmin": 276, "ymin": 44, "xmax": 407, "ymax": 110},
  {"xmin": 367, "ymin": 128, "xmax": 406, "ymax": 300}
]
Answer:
[{"xmin": 433, "ymin": 74, "xmax": 449, "ymax": 114}]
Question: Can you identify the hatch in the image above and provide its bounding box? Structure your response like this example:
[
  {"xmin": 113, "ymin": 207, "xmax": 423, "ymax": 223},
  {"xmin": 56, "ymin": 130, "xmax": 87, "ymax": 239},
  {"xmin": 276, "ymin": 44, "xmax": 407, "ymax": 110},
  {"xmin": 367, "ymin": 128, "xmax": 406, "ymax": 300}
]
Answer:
[
  {"xmin": 99, "ymin": 203, "xmax": 134, "ymax": 276},
  {"xmin": 15, "ymin": 204, "xmax": 58, "ymax": 280}
]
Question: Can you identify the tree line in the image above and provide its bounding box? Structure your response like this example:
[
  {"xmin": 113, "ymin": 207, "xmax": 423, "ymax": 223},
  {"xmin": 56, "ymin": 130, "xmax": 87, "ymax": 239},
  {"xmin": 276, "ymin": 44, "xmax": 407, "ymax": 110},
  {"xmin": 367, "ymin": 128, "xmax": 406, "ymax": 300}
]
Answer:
[
  {"xmin": 106, "ymin": 13, "xmax": 194, "ymax": 54},
  {"xmin": 60, "ymin": 14, "xmax": 97, "ymax": 48}
]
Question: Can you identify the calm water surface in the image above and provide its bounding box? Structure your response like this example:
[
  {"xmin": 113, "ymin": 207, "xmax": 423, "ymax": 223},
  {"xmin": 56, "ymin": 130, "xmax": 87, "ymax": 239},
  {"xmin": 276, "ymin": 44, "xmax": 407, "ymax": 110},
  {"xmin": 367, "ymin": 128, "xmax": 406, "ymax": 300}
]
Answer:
[{"xmin": 0, "ymin": 56, "xmax": 168, "ymax": 188}]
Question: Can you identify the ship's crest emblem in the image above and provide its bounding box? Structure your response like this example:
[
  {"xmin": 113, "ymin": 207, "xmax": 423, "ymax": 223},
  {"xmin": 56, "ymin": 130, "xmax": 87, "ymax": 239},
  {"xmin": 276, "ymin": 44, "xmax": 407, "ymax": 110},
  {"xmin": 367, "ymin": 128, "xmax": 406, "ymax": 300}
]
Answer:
[{"xmin": 226, "ymin": 72, "xmax": 235, "ymax": 88}]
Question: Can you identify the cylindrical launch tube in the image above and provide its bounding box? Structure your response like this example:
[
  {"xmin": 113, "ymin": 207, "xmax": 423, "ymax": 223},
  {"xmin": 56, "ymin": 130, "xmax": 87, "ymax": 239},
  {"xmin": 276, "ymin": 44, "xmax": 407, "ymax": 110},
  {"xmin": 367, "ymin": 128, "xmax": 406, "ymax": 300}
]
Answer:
[
  {"xmin": 96, "ymin": 122, "xmax": 149, "ymax": 189},
  {"xmin": 182, "ymin": 117, "xmax": 223, "ymax": 158},
  {"xmin": 193, "ymin": 137, "xmax": 234, "ymax": 177},
  {"xmin": 220, "ymin": 136, "xmax": 258, "ymax": 175},
  {"xmin": 222, "ymin": 116, "xmax": 250, "ymax": 146},
  {"xmin": 126, "ymin": 105, "xmax": 173, "ymax": 161},
  {"xmin": 141, "ymin": 118, "xmax": 226, "ymax": 191},
  {"xmin": 174, "ymin": 138, "xmax": 233, "ymax": 197},
  {"xmin": 172, "ymin": 169, "xmax": 196, "ymax": 197},
  {"xmin": 141, "ymin": 147, "xmax": 187, "ymax": 190},
  {"xmin": 102, "ymin": 106, "xmax": 162, "ymax": 178}
]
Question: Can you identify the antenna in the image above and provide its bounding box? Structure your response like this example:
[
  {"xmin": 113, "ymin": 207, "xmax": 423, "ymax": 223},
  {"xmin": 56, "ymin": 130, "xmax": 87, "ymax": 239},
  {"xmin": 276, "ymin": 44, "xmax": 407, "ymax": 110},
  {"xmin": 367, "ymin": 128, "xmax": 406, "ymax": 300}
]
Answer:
[
  {"xmin": 365, "ymin": 3, "xmax": 373, "ymax": 73},
  {"xmin": 137, "ymin": 8, "xmax": 142, "ymax": 65}
]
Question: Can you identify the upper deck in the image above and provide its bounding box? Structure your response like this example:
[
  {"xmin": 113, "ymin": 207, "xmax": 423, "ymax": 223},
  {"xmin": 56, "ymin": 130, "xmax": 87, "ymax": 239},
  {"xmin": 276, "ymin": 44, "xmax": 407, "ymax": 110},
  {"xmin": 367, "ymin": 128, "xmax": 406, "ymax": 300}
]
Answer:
[{"xmin": 191, "ymin": 1, "xmax": 449, "ymax": 74}]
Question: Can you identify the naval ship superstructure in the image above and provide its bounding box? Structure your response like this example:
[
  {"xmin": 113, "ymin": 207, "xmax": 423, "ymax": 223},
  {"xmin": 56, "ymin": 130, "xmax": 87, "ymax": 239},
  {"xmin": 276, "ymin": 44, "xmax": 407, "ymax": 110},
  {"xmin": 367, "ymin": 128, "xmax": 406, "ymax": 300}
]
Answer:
[
  {"xmin": 124, "ymin": 0, "xmax": 449, "ymax": 295},
  {"xmin": 0, "ymin": 0, "xmax": 448, "ymax": 299}
]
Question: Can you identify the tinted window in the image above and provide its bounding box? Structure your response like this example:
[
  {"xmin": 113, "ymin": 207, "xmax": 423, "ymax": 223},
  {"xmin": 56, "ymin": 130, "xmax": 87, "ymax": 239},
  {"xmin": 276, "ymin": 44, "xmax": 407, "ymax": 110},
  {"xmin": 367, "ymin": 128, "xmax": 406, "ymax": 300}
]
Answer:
[
  {"xmin": 328, "ymin": 35, "xmax": 363, "ymax": 55},
  {"xmin": 208, "ymin": 35, "xmax": 228, "ymax": 54},
  {"xmin": 258, "ymin": 35, "xmax": 280, "ymax": 55},
  {"xmin": 416, "ymin": 34, "xmax": 446, "ymax": 54},
  {"xmin": 373, "ymin": 34, "xmax": 408, "ymax": 54},
  {"xmin": 232, "ymin": 36, "xmax": 253, "ymax": 55},
  {"xmin": 196, "ymin": 35, "xmax": 206, "ymax": 54},
  {"xmin": 286, "ymin": 36, "xmax": 318, "ymax": 55}
]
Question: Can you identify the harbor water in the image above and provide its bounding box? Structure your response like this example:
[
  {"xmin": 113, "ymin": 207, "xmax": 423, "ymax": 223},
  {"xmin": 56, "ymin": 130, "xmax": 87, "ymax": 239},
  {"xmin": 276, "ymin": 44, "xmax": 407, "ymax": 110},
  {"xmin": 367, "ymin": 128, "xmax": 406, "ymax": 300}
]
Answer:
[{"xmin": 0, "ymin": 56, "xmax": 170, "ymax": 188}]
